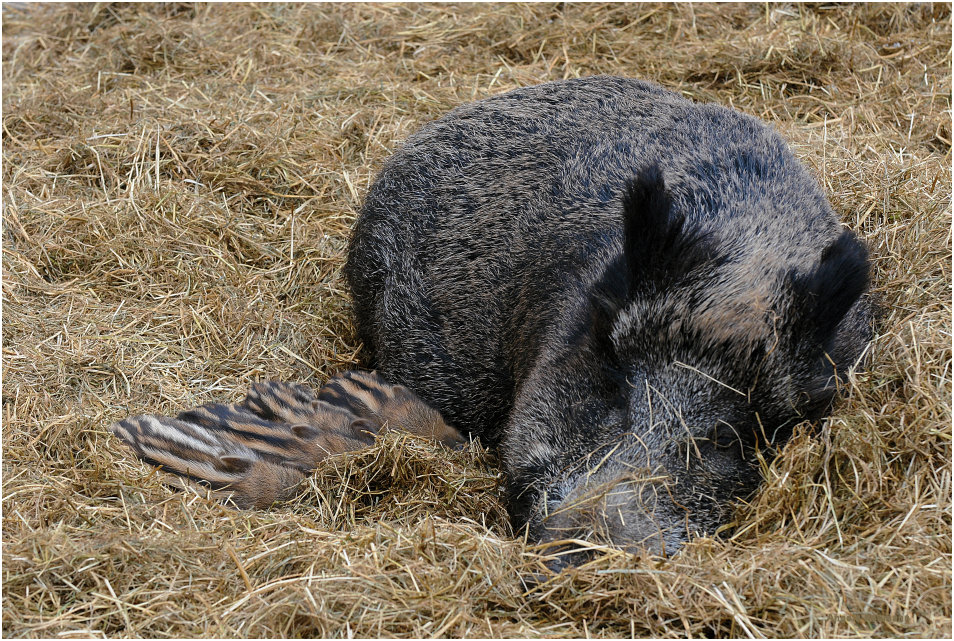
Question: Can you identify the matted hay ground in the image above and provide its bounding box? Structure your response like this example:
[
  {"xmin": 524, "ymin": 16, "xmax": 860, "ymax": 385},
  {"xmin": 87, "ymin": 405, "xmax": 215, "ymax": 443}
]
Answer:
[{"xmin": 1, "ymin": 3, "xmax": 951, "ymax": 638}]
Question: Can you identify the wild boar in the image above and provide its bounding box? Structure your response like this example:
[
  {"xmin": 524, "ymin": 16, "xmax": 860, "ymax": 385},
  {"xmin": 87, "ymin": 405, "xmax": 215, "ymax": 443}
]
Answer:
[{"xmin": 344, "ymin": 75, "xmax": 872, "ymax": 557}]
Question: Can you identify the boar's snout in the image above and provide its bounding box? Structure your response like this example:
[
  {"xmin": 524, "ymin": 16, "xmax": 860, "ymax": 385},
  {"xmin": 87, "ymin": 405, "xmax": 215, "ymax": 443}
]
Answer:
[{"xmin": 535, "ymin": 467, "xmax": 687, "ymax": 560}]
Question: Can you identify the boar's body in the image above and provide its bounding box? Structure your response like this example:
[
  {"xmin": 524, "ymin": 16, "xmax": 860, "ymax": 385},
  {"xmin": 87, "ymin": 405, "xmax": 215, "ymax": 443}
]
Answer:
[{"xmin": 345, "ymin": 76, "xmax": 871, "ymax": 555}]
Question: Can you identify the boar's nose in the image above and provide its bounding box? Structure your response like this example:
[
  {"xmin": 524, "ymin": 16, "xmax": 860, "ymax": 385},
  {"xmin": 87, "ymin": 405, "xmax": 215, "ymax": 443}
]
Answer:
[{"xmin": 536, "ymin": 472, "xmax": 684, "ymax": 561}]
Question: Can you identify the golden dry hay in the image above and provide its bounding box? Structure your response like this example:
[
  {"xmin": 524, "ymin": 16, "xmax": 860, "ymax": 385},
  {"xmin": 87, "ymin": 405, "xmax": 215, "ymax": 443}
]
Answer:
[{"xmin": 2, "ymin": 3, "xmax": 950, "ymax": 638}]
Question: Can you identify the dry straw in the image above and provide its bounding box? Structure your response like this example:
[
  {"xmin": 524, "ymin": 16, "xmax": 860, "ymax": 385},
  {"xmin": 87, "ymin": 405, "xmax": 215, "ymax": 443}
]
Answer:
[{"xmin": 2, "ymin": 3, "xmax": 950, "ymax": 638}]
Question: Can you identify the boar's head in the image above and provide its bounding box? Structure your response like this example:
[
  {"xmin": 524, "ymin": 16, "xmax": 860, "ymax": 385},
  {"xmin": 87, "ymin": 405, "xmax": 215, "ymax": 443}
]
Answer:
[{"xmin": 502, "ymin": 166, "xmax": 870, "ymax": 562}]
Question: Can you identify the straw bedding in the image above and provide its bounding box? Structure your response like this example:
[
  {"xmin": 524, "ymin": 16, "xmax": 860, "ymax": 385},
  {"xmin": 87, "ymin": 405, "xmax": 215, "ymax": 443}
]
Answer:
[{"xmin": 2, "ymin": 3, "xmax": 950, "ymax": 637}]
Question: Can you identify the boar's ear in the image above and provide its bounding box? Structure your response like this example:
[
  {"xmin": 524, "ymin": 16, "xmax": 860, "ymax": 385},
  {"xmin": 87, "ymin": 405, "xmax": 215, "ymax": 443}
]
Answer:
[
  {"xmin": 779, "ymin": 232, "xmax": 868, "ymax": 422},
  {"xmin": 788, "ymin": 230, "xmax": 869, "ymax": 350},
  {"xmin": 622, "ymin": 165, "xmax": 679, "ymax": 282},
  {"xmin": 588, "ymin": 167, "xmax": 714, "ymax": 354},
  {"xmin": 621, "ymin": 166, "xmax": 715, "ymax": 291}
]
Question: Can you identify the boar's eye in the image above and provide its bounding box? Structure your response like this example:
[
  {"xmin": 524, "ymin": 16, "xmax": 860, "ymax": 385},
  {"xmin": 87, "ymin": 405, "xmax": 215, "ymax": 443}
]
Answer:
[{"xmin": 709, "ymin": 421, "xmax": 745, "ymax": 451}]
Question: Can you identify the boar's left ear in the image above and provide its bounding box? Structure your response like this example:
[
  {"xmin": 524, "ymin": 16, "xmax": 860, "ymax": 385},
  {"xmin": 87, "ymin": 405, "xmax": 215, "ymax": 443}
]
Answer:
[{"xmin": 788, "ymin": 230, "xmax": 870, "ymax": 350}]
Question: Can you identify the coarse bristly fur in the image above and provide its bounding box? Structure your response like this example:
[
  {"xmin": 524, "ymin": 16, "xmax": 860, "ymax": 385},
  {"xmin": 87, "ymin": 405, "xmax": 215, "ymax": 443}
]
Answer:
[{"xmin": 347, "ymin": 76, "xmax": 873, "ymax": 559}]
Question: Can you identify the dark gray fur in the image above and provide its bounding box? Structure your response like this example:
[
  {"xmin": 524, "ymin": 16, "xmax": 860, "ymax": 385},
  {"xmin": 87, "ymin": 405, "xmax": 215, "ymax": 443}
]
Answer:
[{"xmin": 345, "ymin": 76, "xmax": 872, "ymax": 558}]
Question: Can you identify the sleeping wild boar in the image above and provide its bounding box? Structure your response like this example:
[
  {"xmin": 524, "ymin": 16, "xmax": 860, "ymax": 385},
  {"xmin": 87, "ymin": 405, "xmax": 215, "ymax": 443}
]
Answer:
[{"xmin": 344, "ymin": 76, "xmax": 872, "ymax": 559}]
